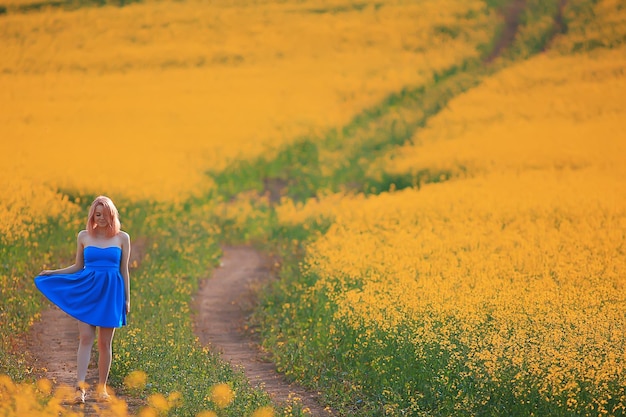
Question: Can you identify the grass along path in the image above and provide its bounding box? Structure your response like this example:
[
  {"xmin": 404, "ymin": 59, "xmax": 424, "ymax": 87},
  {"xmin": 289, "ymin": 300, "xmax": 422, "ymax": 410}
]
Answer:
[{"xmin": 25, "ymin": 243, "xmax": 330, "ymax": 415}]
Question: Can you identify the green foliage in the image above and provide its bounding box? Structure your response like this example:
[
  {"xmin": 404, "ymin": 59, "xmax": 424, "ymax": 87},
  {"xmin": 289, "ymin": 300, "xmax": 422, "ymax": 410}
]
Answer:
[
  {"xmin": 1, "ymin": 0, "xmax": 614, "ymax": 415},
  {"xmin": 0, "ymin": 0, "xmax": 141, "ymax": 15},
  {"xmin": 0, "ymin": 196, "xmax": 310, "ymax": 416},
  {"xmin": 219, "ymin": 1, "xmax": 617, "ymax": 415},
  {"xmin": 208, "ymin": 58, "xmax": 485, "ymax": 210},
  {"xmin": 0, "ymin": 215, "xmax": 79, "ymax": 380},
  {"xmin": 559, "ymin": 0, "xmax": 626, "ymax": 52},
  {"xmin": 106, "ymin": 200, "xmax": 294, "ymax": 415}
]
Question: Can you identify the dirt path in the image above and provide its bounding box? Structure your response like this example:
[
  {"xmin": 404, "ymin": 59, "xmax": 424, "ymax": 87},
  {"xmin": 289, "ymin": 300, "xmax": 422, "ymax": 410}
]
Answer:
[
  {"xmin": 25, "ymin": 2, "xmax": 552, "ymax": 411},
  {"xmin": 27, "ymin": 244, "xmax": 332, "ymax": 416},
  {"xmin": 27, "ymin": 306, "xmax": 144, "ymax": 415},
  {"xmin": 193, "ymin": 246, "xmax": 334, "ymax": 417},
  {"xmin": 485, "ymin": 0, "xmax": 568, "ymax": 62},
  {"xmin": 484, "ymin": 0, "xmax": 527, "ymax": 62}
]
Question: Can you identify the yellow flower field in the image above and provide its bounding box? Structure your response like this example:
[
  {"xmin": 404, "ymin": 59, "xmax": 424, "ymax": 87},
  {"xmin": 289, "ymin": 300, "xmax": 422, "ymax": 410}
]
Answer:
[
  {"xmin": 4, "ymin": 0, "xmax": 625, "ymax": 414},
  {"xmin": 0, "ymin": 0, "xmax": 494, "ymax": 243},
  {"xmin": 272, "ymin": 9, "xmax": 626, "ymax": 412},
  {"xmin": 376, "ymin": 46, "xmax": 626, "ymax": 181},
  {"xmin": 295, "ymin": 169, "xmax": 626, "ymax": 407}
]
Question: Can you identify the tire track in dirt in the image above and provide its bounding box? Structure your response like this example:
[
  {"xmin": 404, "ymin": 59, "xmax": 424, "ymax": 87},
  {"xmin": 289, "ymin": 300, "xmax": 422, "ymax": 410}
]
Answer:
[{"xmin": 193, "ymin": 246, "xmax": 334, "ymax": 417}]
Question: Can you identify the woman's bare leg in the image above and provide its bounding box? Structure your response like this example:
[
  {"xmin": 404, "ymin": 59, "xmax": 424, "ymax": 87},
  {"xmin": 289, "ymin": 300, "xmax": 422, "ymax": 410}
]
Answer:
[
  {"xmin": 77, "ymin": 321, "xmax": 96, "ymax": 388},
  {"xmin": 97, "ymin": 327, "xmax": 116, "ymax": 394}
]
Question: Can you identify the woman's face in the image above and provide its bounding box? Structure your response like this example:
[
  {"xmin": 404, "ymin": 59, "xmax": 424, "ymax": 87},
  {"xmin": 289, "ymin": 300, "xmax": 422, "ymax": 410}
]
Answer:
[{"xmin": 94, "ymin": 205, "xmax": 110, "ymax": 230}]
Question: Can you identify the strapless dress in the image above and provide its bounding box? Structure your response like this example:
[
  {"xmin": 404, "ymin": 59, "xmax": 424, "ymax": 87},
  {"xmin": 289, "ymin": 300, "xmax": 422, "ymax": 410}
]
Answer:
[{"xmin": 35, "ymin": 246, "xmax": 126, "ymax": 328}]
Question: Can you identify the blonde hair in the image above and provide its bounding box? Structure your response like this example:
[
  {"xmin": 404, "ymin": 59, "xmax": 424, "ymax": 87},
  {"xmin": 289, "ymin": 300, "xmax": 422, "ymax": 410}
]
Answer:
[{"xmin": 86, "ymin": 196, "xmax": 121, "ymax": 237}]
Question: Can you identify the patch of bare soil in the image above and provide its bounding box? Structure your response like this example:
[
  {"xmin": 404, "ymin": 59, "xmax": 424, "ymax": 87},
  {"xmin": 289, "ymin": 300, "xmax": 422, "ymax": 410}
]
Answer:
[
  {"xmin": 485, "ymin": 0, "xmax": 568, "ymax": 62},
  {"xmin": 485, "ymin": 0, "xmax": 527, "ymax": 63},
  {"xmin": 193, "ymin": 246, "xmax": 334, "ymax": 417}
]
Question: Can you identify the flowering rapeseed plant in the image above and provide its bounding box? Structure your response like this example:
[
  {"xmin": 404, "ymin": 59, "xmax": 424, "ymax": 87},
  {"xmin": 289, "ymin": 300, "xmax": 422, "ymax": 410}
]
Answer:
[
  {"xmin": 124, "ymin": 370, "xmax": 148, "ymax": 391},
  {"xmin": 0, "ymin": 0, "xmax": 496, "ymax": 242},
  {"xmin": 264, "ymin": 4, "xmax": 626, "ymax": 413},
  {"xmin": 208, "ymin": 383, "xmax": 235, "ymax": 409}
]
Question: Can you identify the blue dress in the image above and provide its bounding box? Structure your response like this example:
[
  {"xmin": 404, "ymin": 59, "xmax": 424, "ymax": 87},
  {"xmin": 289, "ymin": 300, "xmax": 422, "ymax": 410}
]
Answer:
[{"xmin": 35, "ymin": 246, "xmax": 127, "ymax": 328}]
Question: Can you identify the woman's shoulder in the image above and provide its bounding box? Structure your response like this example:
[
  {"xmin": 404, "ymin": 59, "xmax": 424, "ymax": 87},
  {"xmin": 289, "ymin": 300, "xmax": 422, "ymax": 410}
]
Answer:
[{"xmin": 118, "ymin": 230, "xmax": 131, "ymax": 243}]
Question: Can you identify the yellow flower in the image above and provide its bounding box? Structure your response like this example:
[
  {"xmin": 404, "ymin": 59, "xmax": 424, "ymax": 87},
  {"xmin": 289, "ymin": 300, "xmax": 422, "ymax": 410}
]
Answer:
[
  {"xmin": 209, "ymin": 383, "xmax": 235, "ymax": 409},
  {"xmin": 168, "ymin": 391, "xmax": 183, "ymax": 408},
  {"xmin": 0, "ymin": 375, "xmax": 16, "ymax": 393},
  {"xmin": 139, "ymin": 407, "xmax": 159, "ymax": 417},
  {"xmin": 252, "ymin": 406, "xmax": 275, "ymax": 417},
  {"xmin": 124, "ymin": 370, "xmax": 148, "ymax": 390},
  {"xmin": 196, "ymin": 411, "xmax": 218, "ymax": 417},
  {"xmin": 148, "ymin": 393, "xmax": 170, "ymax": 412},
  {"xmin": 36, "ymin": 378, "xmax": 52, "ymax": 395}
]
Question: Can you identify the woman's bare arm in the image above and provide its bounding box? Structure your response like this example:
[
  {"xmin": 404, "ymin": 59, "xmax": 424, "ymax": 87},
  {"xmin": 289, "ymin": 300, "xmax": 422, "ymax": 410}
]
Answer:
[
  {"xmin": 120, "ymin": 231, "xmax": 131, "ymax": 314},
  {"xmin": 39, "ymin": 231, "xmax": 86, "ymax": 275}
]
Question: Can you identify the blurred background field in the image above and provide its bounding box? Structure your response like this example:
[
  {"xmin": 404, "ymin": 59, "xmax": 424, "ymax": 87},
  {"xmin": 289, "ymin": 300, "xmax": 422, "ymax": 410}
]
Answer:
[
  {"xmin": 1, "ymin": 0, "xmax": 626, "ymax": 415},
  {"xmin": 0, "ymin": 0, "xmax": 494, "ymax": 214}
]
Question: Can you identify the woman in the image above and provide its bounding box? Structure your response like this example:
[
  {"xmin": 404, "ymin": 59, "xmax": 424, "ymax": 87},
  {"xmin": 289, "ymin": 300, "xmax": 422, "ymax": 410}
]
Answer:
[{"xmin": 35, "ymin": 195, "xmax": 131, "ymax": 404}]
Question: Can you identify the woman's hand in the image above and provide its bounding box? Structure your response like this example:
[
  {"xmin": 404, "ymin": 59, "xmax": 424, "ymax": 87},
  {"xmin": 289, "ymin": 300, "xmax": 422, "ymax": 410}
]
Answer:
[{"xmin": 39, "ymin": 270, "xmax": 53, "ymax": 276}]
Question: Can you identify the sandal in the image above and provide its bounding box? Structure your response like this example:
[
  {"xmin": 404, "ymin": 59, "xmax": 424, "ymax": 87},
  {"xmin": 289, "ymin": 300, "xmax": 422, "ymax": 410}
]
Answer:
[
  {"xmin": 73, "ymin": 387, "xmax": 86, "ymax": 404},
  {"xmin": 97, "ymin": 391, "xmax": 111, "ymax": 403}
]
